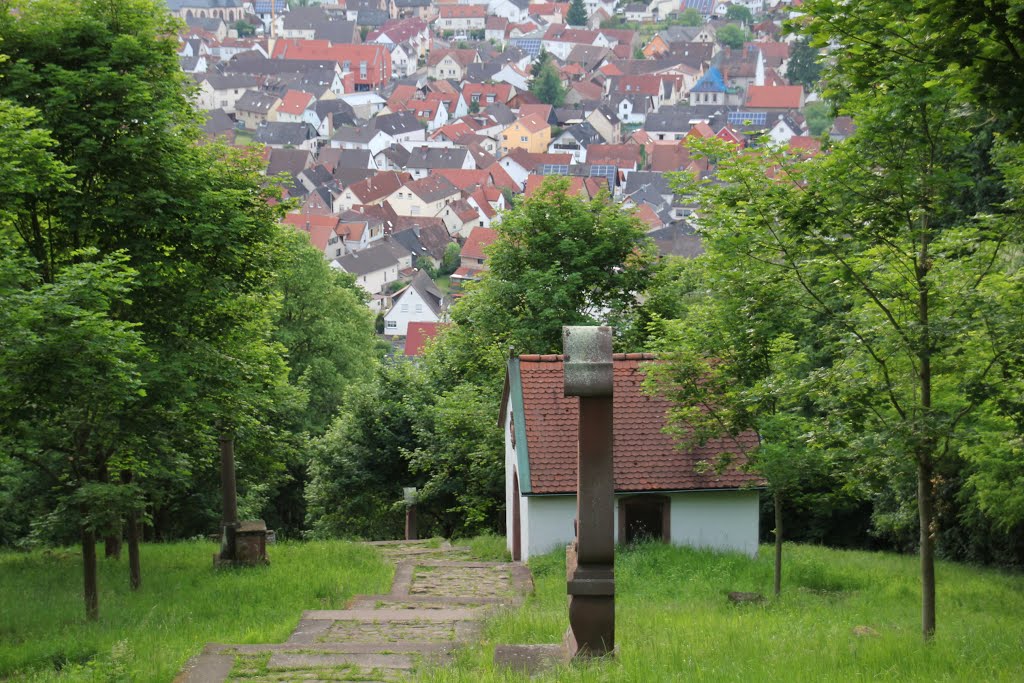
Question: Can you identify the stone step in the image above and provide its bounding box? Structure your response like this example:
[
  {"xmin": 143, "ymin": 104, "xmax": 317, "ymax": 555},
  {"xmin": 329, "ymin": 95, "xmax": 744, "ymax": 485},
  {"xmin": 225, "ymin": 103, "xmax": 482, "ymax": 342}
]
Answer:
[
  {"xmin": 301, "ymin": 608, "xmax": 480, "ymax": 622},
  {"xmin": 266, "ymin": 652, "xmax": 415, "ymax": 670},
  {"xmin": 210, "ymin": 642, "xmax": 454, "ymax": 656},
  {"xmin": 348, "ymin": 594, "xmax": 509, "ymax": 610}
]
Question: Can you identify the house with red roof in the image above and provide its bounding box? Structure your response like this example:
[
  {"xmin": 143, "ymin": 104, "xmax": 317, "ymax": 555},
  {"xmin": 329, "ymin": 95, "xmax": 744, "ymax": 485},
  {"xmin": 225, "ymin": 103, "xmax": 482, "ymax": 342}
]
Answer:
[
  {"xmin": 745, "ymin": 84, "xmax": 805, "ymax": 110},
  {"xmin": 274, "ymin": 90, "xmax": 316, "ymax": 123},
  {"xmin": 271, "ymin": 41, "xmax": 392, "ymax": 91},
  {"xmin": 452, "ymin": 225, "xmax": 498, "ymax": 282},
  {"xmin": 433, "ymin": 4, "xmax": 487, "ymax": 32},
  {"xmin": 501, "ymin": 353, "xmax": 764, "ymax": 561},
  {"xmin": 404, "ymin": 321, "xmax": 449, "ymax": 356}
]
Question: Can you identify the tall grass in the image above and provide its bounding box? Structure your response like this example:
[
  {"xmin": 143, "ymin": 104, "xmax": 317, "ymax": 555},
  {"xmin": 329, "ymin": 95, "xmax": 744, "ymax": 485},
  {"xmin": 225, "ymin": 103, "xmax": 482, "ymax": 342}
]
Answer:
[
  {"xmin": 0, "ymin": 540, "xmax": 392, "ymax": 682},
  {"xmin": 424, "ymin": 542, "xmax": 1024, "ymax": 682}
]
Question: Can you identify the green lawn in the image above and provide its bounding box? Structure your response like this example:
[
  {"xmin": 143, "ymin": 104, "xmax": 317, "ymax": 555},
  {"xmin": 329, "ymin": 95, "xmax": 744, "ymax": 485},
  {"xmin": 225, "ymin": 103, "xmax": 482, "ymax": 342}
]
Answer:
[
  {"xmin": 425, "ymin": 542, "xmax": 1024, "ymax": 682},
  {"xmin": 0, "ymin": 540, "xmax": 392, "ymax": 682},
  {"xmin": 3, "ymin": 539, "xmax": 1022, "ymax": 681}
]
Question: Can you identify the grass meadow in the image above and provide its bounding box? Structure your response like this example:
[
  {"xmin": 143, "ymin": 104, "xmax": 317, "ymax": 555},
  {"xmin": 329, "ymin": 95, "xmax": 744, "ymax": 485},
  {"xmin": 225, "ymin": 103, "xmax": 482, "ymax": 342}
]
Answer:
[
  {"xmin": 1, "ymin": 538, "xmax": 1022, "ymax": 681},
  {"xmin": 0, "ymin": 540, "xmax": 391, "ymax": 682},
  {"xmin": 428, "ymin": 542, "xmax": 1024, "ymax": 683}
]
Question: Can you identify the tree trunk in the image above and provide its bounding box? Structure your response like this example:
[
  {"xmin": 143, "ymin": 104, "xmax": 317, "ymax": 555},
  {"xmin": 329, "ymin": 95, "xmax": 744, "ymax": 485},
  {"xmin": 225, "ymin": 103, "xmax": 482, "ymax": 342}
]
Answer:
[
  {"xmin": 104, "ymin": 532, "xmax": 122, "ymax": 559},
  {"xmin": 773, "ymin": 490, "xmax": 783, "ymax": 597},
  {"xmin": 127, "ymin": 512, "xmax": 142, "ymax": 590},
  {"xmin": 918, "ymin": 458, "xmax": 936, "ymax": 640},
  {"xmin": 82, "ymin": 527, "xmax": 99, "ymax": 621}
]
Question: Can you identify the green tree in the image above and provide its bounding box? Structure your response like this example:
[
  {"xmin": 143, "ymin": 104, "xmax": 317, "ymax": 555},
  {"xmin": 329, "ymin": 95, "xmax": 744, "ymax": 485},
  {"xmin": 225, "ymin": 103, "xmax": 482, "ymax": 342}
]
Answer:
[
  {"xmin": 0, "ymin": 248, "xmax": 149, "ymax": 620},
  {"xmin": 529, "ymin": 61, "xmax": 566, "ymax": 107},
  {"xmin": 306, "ymin": 362, "xmax": 431, "ymax": 539},
  {"xmin": 452, "ymin": 177, "xmax": 655, "ymax": 354},
  {"xmin": 234, "ymin": 20, "xmax": 257, "ymax": 37},
  {"xmin": 802, "ymin": 101, "xmax": 833, "ymax": 137},
  {"xmin": 678, "ymin": 64, "xmax": 1023, "ymax": 637},
  {"xmin": 406, "ymin": 383, "xmax": 505, "ymax": 536},
  {"xmin": 567, "ymin": 0, "xmax": 587, "ymax": 26},
  {"xmin": 531, "ymin": 48, "xmax": 552, "ymax": 77},
  {"xmin": 0, "ymin": 0, "xmax": 294, "ymax": 608},
  {"xmin": 716, "ymin": 24, "xmax": 748, "ymax": 49},
  {"xmin": 725, "ymin": 5, "xmax": 752, "ymax": 23},
  {"xmin": 273, "ymin": 230, "xmax": 381, "ymax": 436},
  {"xmin": 786, "ymin": 36, "xmax": 823, "ymax": 88},
  {"xmin": 677, "ymin": 8, "xmax": 702, "ymax": 26}
]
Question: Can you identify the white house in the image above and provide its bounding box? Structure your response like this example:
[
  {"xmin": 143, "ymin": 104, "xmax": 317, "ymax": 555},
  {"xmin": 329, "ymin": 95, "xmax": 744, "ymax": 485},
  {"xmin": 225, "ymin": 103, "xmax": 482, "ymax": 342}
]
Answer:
[
  {"xmin": 332, "ymin": 238, "xmax": 411, "ymax": 312},
  {"xmin": 501, "ymin": 353, "xmax": 764, "ymax": 562},
  {"xmin": 383, "ymin": 270, "xmax": 446, "ymax": 336}
]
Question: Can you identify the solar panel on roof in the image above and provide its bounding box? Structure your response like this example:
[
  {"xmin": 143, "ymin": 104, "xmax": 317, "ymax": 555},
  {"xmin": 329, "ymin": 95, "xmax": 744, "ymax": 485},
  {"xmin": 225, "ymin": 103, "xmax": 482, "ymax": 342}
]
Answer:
[
  {"xmin": 727, "ymin": 111, "xmax": 768, "ymax": 126},
  {"xmin": 540, "ymin": 164, "xmax": 570, "ymax": 175},
  {"xmin": 511, "ymin": 38, "xmax": 542, "ymax": 57},
  {"xmin": 685, "ymin": 0, "xmax": 714, "ymax": 13}
]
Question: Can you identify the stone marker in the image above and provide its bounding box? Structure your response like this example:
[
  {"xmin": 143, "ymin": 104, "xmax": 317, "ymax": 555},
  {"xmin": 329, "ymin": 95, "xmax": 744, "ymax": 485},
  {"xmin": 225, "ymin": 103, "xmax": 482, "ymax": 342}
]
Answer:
[
  {"xmin": 404, "ymin": 487, "xmax": 418, "ymax": 541},
  {"xmin": 562, "ymin": 325, "xmax": 615, "ymax": 658},
  {"xmin": 214, "ymin": 434, "xmax": 269, "ymax": 567}
]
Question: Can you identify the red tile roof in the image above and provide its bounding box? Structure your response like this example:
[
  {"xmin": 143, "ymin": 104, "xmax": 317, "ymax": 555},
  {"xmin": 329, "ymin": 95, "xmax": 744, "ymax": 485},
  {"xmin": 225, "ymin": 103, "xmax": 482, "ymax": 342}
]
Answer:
[
  {"xmin": 461, "ymin": 226, "xmax": 498, "ymax": 260},
  {"xmin": 277, "ymin": 89, "xmax": 314, "ymax": 116},
  {"xmin": 404, "ymin": 322, "xmax": 448, "ymax": 356},
  {"xmin": 509, "ymin": 355, "xmax": 763, "ymax": 494},
  {"xmin": 745, "ymin": 85, "xmax": 804, "ymax": 110},
  {"xmin": 439, "ymin": 4, "xmax": 486, "ymax": 18}
]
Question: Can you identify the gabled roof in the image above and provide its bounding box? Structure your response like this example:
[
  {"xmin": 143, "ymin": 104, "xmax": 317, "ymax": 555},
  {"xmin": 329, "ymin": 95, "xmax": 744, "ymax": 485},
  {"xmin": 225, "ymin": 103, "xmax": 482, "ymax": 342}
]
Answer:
[
  {"xmin": 348, "ymin": 171, "xmax": 413, "ymax": 203},
  {"xmin": 690, "ymin": 65, "xmax": 726, "ymax": 93},
  {"xmin": 405, "ymin": 175, "xmax": 460, "ymax": 202},
  {"xmin": 438, "ymin": 4, "xmax": 487, "ymax": 18},
  {"xmin": 404, "ymin": 322, "xmax": 448, "ymax": 356},
  {"xmin": 334, "ymin": 238, "xmax": 407, "ymax": 276},
  {"xmin": 501, "ymin": 148, "xmax": 573, "ymax": 171},
  {"xmin": 461, "ymin": 226, "xmax": 498, "ymax": 260},
  {"xmin": 510, "ymin": 112, "xmax": 550, "ymax": 134},
  {"xmin": 282, "ymin": 213, "xmax": 342, "ymax": 251},
  {"xmin": 408, "ymin": 146, "xmax": 472, "ymax": 170},
  {"xmin": 237, "ymin": 90, "xmax": 281, "ymax": 114},
  {"xmin": 503, "ymin": 354, "xmax": 763, "ymax": 495},
  {"xmin": 745, "ymin": 85, "xmax": 804, "ymax": 110},
  {"xmin": 373, "ymin": 109, "xmax": 423, "ymax": 135},
  {"xmin": 586, "ymin": 144, "xmax": 641, "ymax": 169},
  {"xmin": 254, "ymin": 122, "xmax": 318, "ymax": 146},
  {"xmin": 277, "ymin": 89, "xmax": 315, "ymax": 116},
  {"xmin": 394, "ymin": 270, "xmax": 445, "ymax": 316}
]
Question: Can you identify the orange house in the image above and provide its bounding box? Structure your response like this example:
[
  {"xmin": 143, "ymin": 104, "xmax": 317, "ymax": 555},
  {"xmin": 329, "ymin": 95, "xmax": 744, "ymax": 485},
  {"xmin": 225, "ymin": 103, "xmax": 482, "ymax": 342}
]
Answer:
[{"xmin": 499, "ymin": 113, "xmax": 552, "ymax": 156}]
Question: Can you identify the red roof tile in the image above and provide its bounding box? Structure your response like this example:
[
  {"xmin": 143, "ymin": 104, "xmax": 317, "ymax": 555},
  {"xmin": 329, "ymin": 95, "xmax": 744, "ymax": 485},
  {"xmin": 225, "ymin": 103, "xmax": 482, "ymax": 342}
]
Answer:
[
  {"xmin": 461, "ymin": 226, "xmax": 498, "ymax": 260},
  {"xmin": 404, "ymin": 322, "xmax": 448, "ymax": 356},
  {"xmin": 745, "ymin": 85, "xmax": 804, "ymax": 110},
  {"xmin": 511, "ymin": 355, "xmax": 763, "ymax": 494}
]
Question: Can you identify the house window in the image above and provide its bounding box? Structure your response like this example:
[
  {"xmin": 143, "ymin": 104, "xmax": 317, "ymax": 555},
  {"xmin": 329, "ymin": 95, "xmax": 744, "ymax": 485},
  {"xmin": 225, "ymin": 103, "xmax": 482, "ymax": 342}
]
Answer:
[
  {"xmin": 336, "ymin": 248, "xmax": 342, "ymax": 256},
  {"xmin": 343, "ymin": 60, "xmax": 351, "ymax": 71},
  {"xmin": 414, "ymin": 303, "xmax": 422, "ymax": 313},
  {"xmin": 401, "ymin": 303, "xmax": 409, "ymax": 312},
  {"xmin": 385, "ymin": 319, "xmax": 398, "ymax": 329},
  {"xmin": 520, "ymin": 136, "xmax": 528, "ymax": 142},
  {"xmin": 411, "ymin": 205, "xmax": 420, "ymax": 215},
  {"xmin": 359, "ymin": 61, "xmax": 368, "ymax": 79}
]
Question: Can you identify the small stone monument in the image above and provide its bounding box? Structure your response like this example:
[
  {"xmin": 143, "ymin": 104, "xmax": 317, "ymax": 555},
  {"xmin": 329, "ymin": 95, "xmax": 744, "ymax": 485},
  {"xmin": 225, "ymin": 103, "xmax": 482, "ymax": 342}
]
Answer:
[
  {"xmin": 404, "ymin": 487, "xmax": 418, "ymax": 541},
  {"xmin": 562, "ymin": 325, "xmax": 615, "ymax": 657},
  {"xmin": 214, "ymin": 435, "xmax": 269, "ymax": 567}
]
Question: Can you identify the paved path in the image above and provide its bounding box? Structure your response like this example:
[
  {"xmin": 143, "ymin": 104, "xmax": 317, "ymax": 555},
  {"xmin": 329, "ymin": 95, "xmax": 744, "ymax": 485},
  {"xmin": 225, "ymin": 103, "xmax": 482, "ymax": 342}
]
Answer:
[{"xmin": 176, "ymin": 540, "xmax": 532, "ymax": 682}]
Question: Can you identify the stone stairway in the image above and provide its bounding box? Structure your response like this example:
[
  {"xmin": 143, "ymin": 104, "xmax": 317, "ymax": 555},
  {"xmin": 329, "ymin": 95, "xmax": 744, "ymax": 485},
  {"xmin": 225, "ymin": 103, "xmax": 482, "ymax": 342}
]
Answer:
[{"xmin": 176, "ymin": 540, "xmax": 533, "ymax": 682}]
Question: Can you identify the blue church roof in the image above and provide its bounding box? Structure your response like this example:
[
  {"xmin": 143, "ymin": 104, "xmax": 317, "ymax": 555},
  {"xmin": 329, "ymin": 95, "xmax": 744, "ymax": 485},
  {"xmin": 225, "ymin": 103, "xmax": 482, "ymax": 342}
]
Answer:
[{"xmin": 690, "ymin": 66, "xmax": 726, "ymax": 93}]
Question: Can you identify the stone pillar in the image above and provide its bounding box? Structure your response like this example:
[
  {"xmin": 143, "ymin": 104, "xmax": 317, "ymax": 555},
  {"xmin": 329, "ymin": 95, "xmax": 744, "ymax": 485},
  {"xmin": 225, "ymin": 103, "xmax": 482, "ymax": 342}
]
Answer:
[
  {"xmin": 404, "ymin": 487, "xmax": 418, "ymax": 541},
  {"xmin": 562, "ymin": 326, "xmax": 615, "ymax": 657},
  {"xmin": 218, "ymin": 434, "xmax": 239, "ymax": 563}
]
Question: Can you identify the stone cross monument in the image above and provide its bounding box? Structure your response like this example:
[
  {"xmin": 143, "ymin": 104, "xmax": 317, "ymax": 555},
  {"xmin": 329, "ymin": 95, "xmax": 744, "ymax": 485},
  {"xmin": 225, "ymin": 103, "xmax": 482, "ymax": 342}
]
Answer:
[{"xmin": 562, "ymin": 326, "xmax": 615, "ymax": 657}]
